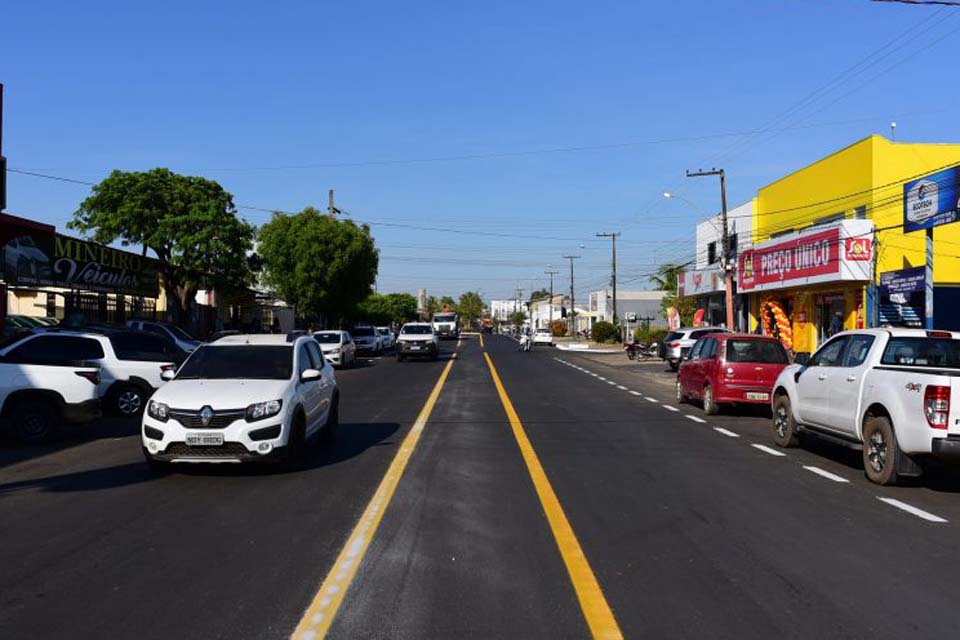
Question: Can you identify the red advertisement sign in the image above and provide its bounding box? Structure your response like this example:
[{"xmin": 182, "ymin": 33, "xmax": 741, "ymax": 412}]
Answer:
[
  {"xmin": 844, "ymin": 237, "xmax": 872, "ymax": 261},
  {"xmin": 738, "ymin": 227, "xmax": 840, "ymax": 291}
]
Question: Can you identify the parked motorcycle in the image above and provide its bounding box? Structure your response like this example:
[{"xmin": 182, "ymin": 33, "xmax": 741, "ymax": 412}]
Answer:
[{"xmin": 625, "ymin": 342, "xmax": 658, "ymax": 361}]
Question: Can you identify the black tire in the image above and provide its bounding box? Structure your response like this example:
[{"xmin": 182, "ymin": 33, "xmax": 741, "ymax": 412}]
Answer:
[
  {"xmin": 12, "ymin": 401, "xmax": 59, "ymax": 443},
  {"xmin": 627, "ymin": 350, "xmax": 637, "ymax": 361},
  {"xmin": 676, "ymin": 378, "xmax": 688, "ymax": 404},
  {"xmin": 863, "ymin": 415, "xmax": 901, "ymax": 486},
  {"xmin": 669, "ymin": 361, "xmax": 679, "ymax": 372},
  {"xmin": 397, "ymin": 353, "xmax": 405, "ymax": 362},
  {"xmin": 142, "ymin": 448, "xmax": 170, "ymax": 474},
  {"xmin": 321, "ymin": 396, "xmax": 339, "ymax": 445},
  {"xmin": 703, "ymin": 384, "xmax": 719, "ymax": 415},
  {"xmin": 772, "ymin": 394, "xmax": 799, "ymax": 448},
  {"xmin": 111, "ymin": 384, "xmax": 147, "ymax": 417},
  {"xmin": 283, "ymin": 414, "xmax": 308, "ymax": 470}
]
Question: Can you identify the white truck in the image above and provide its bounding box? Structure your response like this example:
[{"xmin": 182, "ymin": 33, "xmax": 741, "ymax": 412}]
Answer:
[
  {"xmin": 0, "ymin": 359, "xmax": 102, "ymax": 442},
  {"xmin": 771, "ymin": 328, "xmax": 960, "ymax": 485},
  {"xmin": 431, "ymin": 312, "xmax": 460, "ymax": 340}
]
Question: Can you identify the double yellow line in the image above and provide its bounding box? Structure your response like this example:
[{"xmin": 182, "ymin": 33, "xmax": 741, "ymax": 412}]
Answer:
[{"xmin": 292, "ymin": 334, "xmax": 621, "ymax": 639}]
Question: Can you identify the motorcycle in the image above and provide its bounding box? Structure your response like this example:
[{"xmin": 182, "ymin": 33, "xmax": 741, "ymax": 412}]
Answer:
[{"xmin": 625, "ymin": 342, "xmax": 658, "ymax": 361}]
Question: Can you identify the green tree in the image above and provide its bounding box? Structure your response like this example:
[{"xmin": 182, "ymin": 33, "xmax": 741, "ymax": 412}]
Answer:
[
  {"xmin": 358, "ymin": 293, "xmax": 418, "ymax": 326},
  {"xmin": 70, "ymin": 168, "xmax": 255, "ymax": 325},
  {"xmin": 424, "ymin": 295, "xmax": 439, "ymax": 319},
  {"xmin": 529, "ymin": 288, "xmax": 550, "ymax": 303},
  {"xmin": 457, "ymin": 291, "xmax": 484, "ymax": 328},
  {"xmin": 508, "ymin": 310, "xmax": 527, "ymax": 330},
  {"xmin": 258, "ymin": 207, "xmax": 379, "ymax": 324},
  {"xmin": 650, "ymin": 262, "xmax": 686, "ymax": 292},
  {"xmin": 439, "ymin": 295, "xmax": 456, "ymax": 312}
]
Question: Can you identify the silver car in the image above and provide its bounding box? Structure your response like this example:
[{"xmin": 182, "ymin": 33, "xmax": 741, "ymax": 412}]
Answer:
[
  {"xmin": 313, "ymin": 330, "xmax": 357, "ymax": 368},
  {"xmin": 660, "ymin": 326, "xmax": 729, "ymax": 371}
]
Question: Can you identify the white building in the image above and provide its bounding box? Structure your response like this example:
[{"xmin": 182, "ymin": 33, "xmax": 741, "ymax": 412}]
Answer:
[
  {"xmin": 589, "ymin": 290, "xmax": 667, "ymax": 326},
  {"xmin": 529, "ymin": 294, "xmax": 568, "ymax": 330},
  {"xmin": 489, "ymin": 299, "xmax": 524, "ymax": 322}
]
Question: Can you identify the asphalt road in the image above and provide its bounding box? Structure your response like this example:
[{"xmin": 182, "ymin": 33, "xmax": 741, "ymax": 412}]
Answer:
[{"xmin": 4, "ymin": 334, "xmax": 960, "ymax": 639}]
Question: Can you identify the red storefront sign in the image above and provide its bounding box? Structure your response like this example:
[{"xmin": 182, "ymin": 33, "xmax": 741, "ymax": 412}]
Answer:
[
  {"xmin": 844, "ymin": 237, "xmax": 872, "ymax": 261},
  {"xmin": 738, "ymin": 227, "xmax": 841, "ymax": 292}
]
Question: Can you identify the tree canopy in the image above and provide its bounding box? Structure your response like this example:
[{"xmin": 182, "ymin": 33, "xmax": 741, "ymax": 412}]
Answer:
[
  {"xmin": 357, "ymin": 293, "xmax": 418, "ymax": 326},
  {"xmin": 508, "ymin": 310, "xmax": 527, "ymax": 329},
  {"xmin": 457, "ymin": 291, "xmax": 484, "ymax": 327},
  {"xmin": 529, "ymin": 288, "xmax": 550, "ymax": 303},
  {"xmin": 438, "ymin": 295, "xmax": 456, "ymax": 311},
  {"xmin": 257, "ymin": 207, "xmax": 378, "ymax": 324},
  {"xmin": 70, "ymin": 168, "xmax": 255, "ymax": 324},
  {"xmin": 650, "ymin": 262, "xmax": 686, "ymax": 293}
]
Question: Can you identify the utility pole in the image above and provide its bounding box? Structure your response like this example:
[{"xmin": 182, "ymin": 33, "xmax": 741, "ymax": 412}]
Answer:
[
  {"xmin": 563, "ymin": 254, "xmax": 580, "ymax": 338},
  {"xmin": 328, "ymin": 189, "xmax": 339, "ymax": 218},
  {"xmin": 545, "ymin": 269, "xmax": 559, "ymax": 326},
  {"xmin": 0, "ymin": 83, "xmax": 6, "ymax": 213},
  {"xmin": 596, "ymin": 232, "xmax": 621, "ymax": 325},
  {"xmin": 687, "ymin": 168, "xmax": 734, "ymax": 330}
]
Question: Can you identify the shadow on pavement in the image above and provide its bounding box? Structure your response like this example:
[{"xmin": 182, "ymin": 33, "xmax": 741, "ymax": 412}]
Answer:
[
  {"xmin": 0, "ymin": 421, "xmax": 400, "ymax": 494},
  {"xmin": 0, "ymin": 416, "xmax": 141, "ymax": 470}
]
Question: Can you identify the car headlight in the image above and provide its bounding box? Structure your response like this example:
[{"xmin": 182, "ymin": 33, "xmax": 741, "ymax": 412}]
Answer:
[
  {"xmin": 148, "ymin": 400, "xmax": 169, "ymax": 422},
  {"xmin": 246, "ymin": 399, "xmax": 283, "ymax": 422}
]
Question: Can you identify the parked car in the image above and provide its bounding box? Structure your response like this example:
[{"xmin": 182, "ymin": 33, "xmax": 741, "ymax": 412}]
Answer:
[
  {"xmin": 3, "ymin": 316, "xmax": 34, "ymax": 337},
  {"xmin": 0, "ymin": 330, "xmax": 180, "ymax": 417},
  {"xmin": 532, "ymin": 328, "xmax": 554, "ymax": 346},
  {"xmin": 126, "ymin": 319, "xmax": 203, "ymax": 352},
  {"xmin": 659, "ymin": 326, "xmax": 730, "ymax": 371},
  {"xmin": 141, "ymin": 334, "xmax": 339, "ymax": 468},
  {"xmin": 396, "ymin": 322, "xmax": 439, "ymax": 361},
  {"xmin": 771, "ymin": 328, "xmax": 960, "ymax": 485},
  {"xmin": 677, "ymin": 333, "xmax": 790, "ymax": 415},
  {"xmin": 376, "ymin": 327, "xmax": 395, "ymax": 351},
  {"xmin": 0, "ymin": 357, "xmax": 101, "ymax": 442},
  {"xmin": 349, "ymin": 326, "xmax": 382, "ymax": 356},
  {"xmin": 313, "ymin": 330, "xmax": 357, "ymax": 368}
]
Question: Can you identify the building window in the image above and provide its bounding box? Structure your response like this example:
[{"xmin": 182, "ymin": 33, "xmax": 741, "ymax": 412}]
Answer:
[
  {"xmin": 727, "ymin": 233, "xmax": 738, "ymax": 261},
  {"xmin": 707, "ymin": 241, "xmax": 717, "ymax": 265}
]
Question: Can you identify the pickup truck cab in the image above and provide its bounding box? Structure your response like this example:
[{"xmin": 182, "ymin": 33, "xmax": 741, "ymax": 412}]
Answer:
[{"xmin": 771, "ymin": 328, "xmax": 960, "ymax": 485}]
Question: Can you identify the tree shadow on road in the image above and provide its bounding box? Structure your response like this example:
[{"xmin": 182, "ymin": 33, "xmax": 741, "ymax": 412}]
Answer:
[
  {"xmin": 0, "ymin": 421, "xmax": 400, "ymax": 495},
  {"xmin": 0, "ymin": 416, "xmax": 141, "ymax": 470}
]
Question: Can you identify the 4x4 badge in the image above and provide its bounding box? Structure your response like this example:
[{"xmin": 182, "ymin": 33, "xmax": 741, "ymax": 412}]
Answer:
[
  {"xmin": 905, "ymin": 382, "xmax": 921, "ymax": 392},
  {"xmin": 200, "ymin": 406, "xmax": 215, "ymax": 426}
]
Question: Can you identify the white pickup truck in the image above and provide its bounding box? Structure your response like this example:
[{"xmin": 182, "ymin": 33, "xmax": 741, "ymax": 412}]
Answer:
[
  {"xmin": 0, "ymin": 359, "xmax": 102, "ymax": 442},
  {"xmin": 771, "ymin": 328, "xmax": 960, "ymax": 485}
]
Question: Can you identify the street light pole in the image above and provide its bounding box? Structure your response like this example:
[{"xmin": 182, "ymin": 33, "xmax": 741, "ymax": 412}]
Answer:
[
  {"xmin": 563, "ymin": 254, "xmax": 580, "ymax": 338},
  {"xmin": 596, "ymin": 232, "xmax": 621, "ymax": 325},
  {"xmin": 686, "ymin": 168, "xmax": 734, "ymax": 330},
  {"xmin": 545, "ymin": 269, "xmax": 559, "ymax": 326}
]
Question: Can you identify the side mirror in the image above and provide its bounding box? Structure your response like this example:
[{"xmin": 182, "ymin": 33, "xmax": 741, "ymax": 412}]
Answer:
[
  {"xmin": 300, "ymin": 368, "xmax": 322, "ymax": 382},
  {"xmin": 793, "ymin": 352, "xmax": 811, "ymax": 366},
  {"xmin": 160, "ymin": 368, "xmax": 176, "ymax": 381}
]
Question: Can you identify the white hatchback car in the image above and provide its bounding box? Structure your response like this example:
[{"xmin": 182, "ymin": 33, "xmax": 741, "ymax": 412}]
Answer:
[
  {"xmin": 313, "ymin": 330, "xmax": 357, "ymax": 368},
  {"xmin": 532, "ymin": 328, "xmax": 554, "ymax": 346},
  {"xmin": 142, "ymin": 334, "xmax": 338, "ymax": 468}
]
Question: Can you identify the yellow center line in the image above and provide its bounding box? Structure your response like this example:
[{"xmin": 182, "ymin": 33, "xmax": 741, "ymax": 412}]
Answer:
[
  {"xmin": 483, "ymin": 352, "xmax": 623, "ymax": 640},
  {"xmin": 479, "ymin": 333, "xmax": 485, "ymax": 349},
  {"xmin": 291, "ymin": 354, "xmax": 457, "ymax": 640}
]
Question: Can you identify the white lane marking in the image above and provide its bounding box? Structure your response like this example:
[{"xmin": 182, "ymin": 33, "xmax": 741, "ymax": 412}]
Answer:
[
  {"xmin": 713, "ymin": 427, "xmax": 740, "ymax": 438},
  {"xmin": 629, "ymin": 391, "xmax": 642, "ymax": 396},
  {"xmin": 616, "ymin": 385, "xmax": 628, "ymax": 390},
  {"xmin": 877, "ymin": 497, "xmax": 948, "ymax": 523},
  {"xmin": 802, "ymin": 466, "xmax": 849, "ymax": 483},
  {"xmin": 751, "ymin": 444, "xmax": 786, "ymax": 457},
  {"xmin": 591, "ymin": 374, "xmax": 600, "ymax": 378},
  {"xmin": 597, "ymin": 377, "xmax": 608, "ymax": 382},
  {"xmin": 605, "ymin": 380, "xmax": 616, "ymax": 386},
  {"xmin": 663, "ymin": 405, "xmax": 679, "ymax": 412},
  {"xmin": 645, "ymin": 397, "xmax": 659, "ymax": 403},
  {"xmin": 684, "ymin": 414, "xmax": 706, "ymax": 423}
]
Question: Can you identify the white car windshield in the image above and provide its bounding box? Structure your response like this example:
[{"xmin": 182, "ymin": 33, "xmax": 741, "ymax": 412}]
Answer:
[
  {"xmin": 314, "ymin": 333, "xmax": 341, "ymax": 344},
  {"xmin": 176, "ymin": 345, "xmax": 293, "ymax": 380},
  {"xmin": 402, "ymin": 325, "xmax": 433, "ymax": 335}
]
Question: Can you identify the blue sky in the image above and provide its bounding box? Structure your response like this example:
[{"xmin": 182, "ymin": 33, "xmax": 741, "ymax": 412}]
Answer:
[{"xmin": 4, "ymin": 0, "xmax": 960, "ymax": 303}]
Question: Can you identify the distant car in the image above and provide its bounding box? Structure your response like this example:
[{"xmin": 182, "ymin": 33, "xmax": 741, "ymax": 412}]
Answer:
[
  {"xmin": 396, "ymin": 323, "xmax": 439, "ymax": 361},
  {"xmin": 141, "ymin": 334, "xmax": 339, "ymax": 469},
  {"xmin": 313, "ymin": 330, "xmax": 357, "ymax": 368},
  {"xmin": 349, "ymin": 326, "xmax": 382, "ymax": 356},
  {"xmin": 532, "ymin": 328, "xmax": 554, "ymax": 346},
  {"xmin": 677, "ymin": 333, "xmax": 789, "ymax": 415},
  {"xmin": 376, "ymin": 327, "xmax": 395, "ymax": 351},
  {"xmin": 660, "ymin": 326, "xmax": 730, "ymax": 371},
  {"xmin": 126, "ymin": 319, "xmax": 203, "ymax": 352}
]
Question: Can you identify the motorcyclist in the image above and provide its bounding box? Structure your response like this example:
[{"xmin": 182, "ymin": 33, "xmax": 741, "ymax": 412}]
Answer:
[{"xmin": 518, "ymin": 328, "xmax": 532, "ymax": 352}]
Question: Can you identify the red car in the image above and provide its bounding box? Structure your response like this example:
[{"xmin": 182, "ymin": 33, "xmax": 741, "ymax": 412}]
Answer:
[{"xmin": 676, "ymin": 333, "xmax": 790, "ymax": 415}]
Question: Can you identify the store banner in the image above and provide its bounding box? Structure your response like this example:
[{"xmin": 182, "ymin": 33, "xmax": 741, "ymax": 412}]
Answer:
[
  {"xmin": 678, "ymin": 267, "xmax": 724, "ymax": 297},
  {"xmin": 738, "ymin": 220, "xmax": 873, "ymax": 293},
  {"xmin": 879, "ymin": 266, "xmax": 926, "ymax": 295},
  {"xmin": 2, "ymin": 232, "xmax": 160, "ymax": 297},
  {"xmin": 903, "ymin": 165, "xmax": 960, "ymax": 233}
]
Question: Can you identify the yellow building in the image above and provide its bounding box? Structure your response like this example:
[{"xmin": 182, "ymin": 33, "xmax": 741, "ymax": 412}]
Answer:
[{"xmin": 745, "ymin": 135, "xmax": 960, "ymax": 353}]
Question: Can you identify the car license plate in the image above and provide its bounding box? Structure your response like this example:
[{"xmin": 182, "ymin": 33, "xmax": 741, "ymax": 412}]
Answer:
[
  {"xmin": 410, "ymin": 345, "xmax": 421, "ymax": 350},
  {"xmin": 186, "ymin": 433, "xmax": 224, "ymax": 446},
  {"xmin": 746, "ymin": 392, "xmax": 769, "ymax": 401}
]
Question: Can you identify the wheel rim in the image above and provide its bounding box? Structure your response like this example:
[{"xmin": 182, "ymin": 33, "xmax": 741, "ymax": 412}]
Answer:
[
  {"xmin": 704, "ymin": 387, "xmax": 713, "ymax": 411},
  {"xmin": 118, "ymin": 390, "xmax": 142, "ymax": 415},
  {"xmin": 20, "ymin": 412, "xmax": 48, "ymax": 438},
  {"xmin": 775, "ymin": 406, "xmax": 789, "ymax": 439},
  {"xmin": 676, "ymin": 380, "xmax": 683, "ymax": 401},
  {"xmin": 868, "ymin": 429, "xmax": 887, "ymax": 473}
]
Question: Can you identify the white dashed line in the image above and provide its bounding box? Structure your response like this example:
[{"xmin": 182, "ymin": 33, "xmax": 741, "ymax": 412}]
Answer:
[
  {"xmin": 713, "ymin": 427, "xmax": 740, "ymax": 438},
  {"xmin": 750, "ymin": 444, "xmax": 786, "ymax": 457},
  {"xmin": 663, "ymin": 405, "xmax": 679, "ymax": 412},
  {"xmin": 802, "ymin": 466, "xmax": 849, "ymax": 483},
  {"xmin": 605, "ymin": 380, "xmax": 616, "ymax": 386},
  {"xmin": 629, "ymin": 391, "xmax": 642, "ymax": 396},
  {"xmin": 877, "ymin": 497, "xmax": 948, "ymax": 523},
  {"xmin": 645, "ymin": 397, "xmax": 659, "ymax": 403},
  {"xmin": 616, "ymin": 385, "xmax": 628, "ymax": 390},
  {"xmin": 684, "ymin": 414, "xmax": 706, "ymax": 423}
]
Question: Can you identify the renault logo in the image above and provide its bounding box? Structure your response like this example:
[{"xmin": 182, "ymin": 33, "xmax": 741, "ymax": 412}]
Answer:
[{"xmin": 199, "ymin": 406, "xmax": 215, "ymax": 426}]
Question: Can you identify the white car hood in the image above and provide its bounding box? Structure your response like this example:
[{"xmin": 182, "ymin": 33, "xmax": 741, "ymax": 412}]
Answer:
[{"xmin": 153, "ymin": 378, "xmax": 290, "ymax": 409}]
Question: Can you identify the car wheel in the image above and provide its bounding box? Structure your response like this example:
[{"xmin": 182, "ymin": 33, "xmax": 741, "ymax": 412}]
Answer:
[
  {"xmin": 771, "ymin": 394, "xmax": 799, "ymax": 448},
  {"xmin": 703, "ymin": 384, "xmax": 719, "ymax": 415},
  {"xmin": 669, "ymin": 361, "xmax": 679, "ymax": 372},
  {"xmin": 321, "ymin": 396, "xmax": 339, "ymax": 445},
  {"xmin": 142, "ymin": 448, "xmax": 170, "ymax": 474},
  {"xmin": 283, "ymin": 413, "xmax": 308, "ymax": 470},
  {"xmin": 12, "ymin": 401, "xmax": 58, "ymax": 443},
  {"xmin": 112, "ymin": 384, "xmax": 146, "ymax": 417},
  {"xmin": 676, "ymin": 378, "xmax": 687, "ymax": 404},
  {"xmin": 863, "ymin": 415, "xmax": 902, "ymax": 486}
]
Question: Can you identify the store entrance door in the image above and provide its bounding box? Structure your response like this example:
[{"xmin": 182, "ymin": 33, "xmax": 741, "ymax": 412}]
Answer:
[{"xmin": 817, "ymin": 294, "xmax": 846, "ymax": 343}]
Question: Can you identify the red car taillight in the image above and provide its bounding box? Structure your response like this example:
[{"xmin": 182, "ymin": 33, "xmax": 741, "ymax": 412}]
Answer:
[
  {"xmin": 669, "ymin": 342, "xmax": 681, "ymax": 348},
  {"xmin": 924, "ymin": 385, "xmax": 950, "ymax": 429},
  {"xmin": 75, "ymin": 370, "xmax": 101, "ymax": 386}
]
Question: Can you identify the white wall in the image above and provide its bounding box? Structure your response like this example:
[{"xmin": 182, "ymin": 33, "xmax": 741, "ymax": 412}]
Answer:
[{"xmin": 695, "ymin": 200, "xmax": 753, "ymax": 269}]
